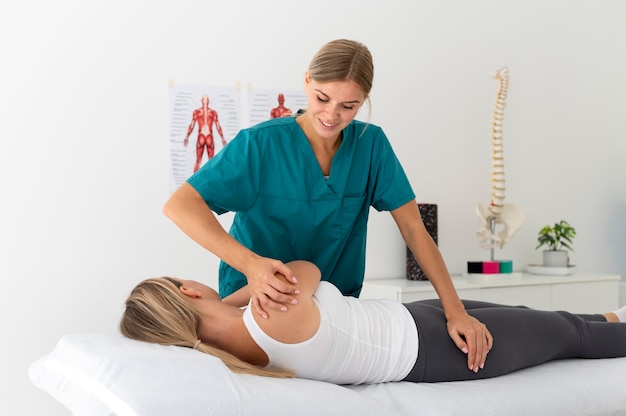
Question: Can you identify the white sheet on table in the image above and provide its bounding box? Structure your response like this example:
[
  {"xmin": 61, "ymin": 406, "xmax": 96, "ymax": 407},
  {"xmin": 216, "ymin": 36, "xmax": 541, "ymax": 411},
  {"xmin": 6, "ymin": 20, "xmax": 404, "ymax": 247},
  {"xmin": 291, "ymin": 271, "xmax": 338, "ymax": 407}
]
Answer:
[{"xmin": 29, "ymin": 334, "xmax": 626, "ymax": 416}]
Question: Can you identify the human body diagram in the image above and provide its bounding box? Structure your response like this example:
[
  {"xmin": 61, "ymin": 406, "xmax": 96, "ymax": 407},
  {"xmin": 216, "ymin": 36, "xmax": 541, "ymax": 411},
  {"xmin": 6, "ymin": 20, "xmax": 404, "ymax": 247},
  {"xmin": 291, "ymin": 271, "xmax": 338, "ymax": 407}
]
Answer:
[{"xmin": 184, "ymin": 95, "xmax": 227, "ymax": 172}]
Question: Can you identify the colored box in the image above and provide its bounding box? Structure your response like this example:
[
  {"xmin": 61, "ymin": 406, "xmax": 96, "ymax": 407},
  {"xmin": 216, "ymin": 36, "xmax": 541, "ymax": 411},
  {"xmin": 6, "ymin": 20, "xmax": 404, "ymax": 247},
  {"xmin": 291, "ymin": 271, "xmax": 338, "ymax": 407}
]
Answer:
[
  {"xmin": 499, "ymin": 260, "xmax": 513, "ymax": 273},
  {"xmin": 482, "ymin": 261, "xmax": 500, "ymax": 274},
  {"xmin": 467, "ymin": 261, "xmax": 483, "ymax": 274}
]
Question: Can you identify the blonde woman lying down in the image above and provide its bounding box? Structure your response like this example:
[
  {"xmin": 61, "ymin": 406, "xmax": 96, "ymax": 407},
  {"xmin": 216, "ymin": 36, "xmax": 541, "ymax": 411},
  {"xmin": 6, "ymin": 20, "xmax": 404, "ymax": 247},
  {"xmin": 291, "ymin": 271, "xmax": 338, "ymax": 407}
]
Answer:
[{"xmin": 121, "ymin": 260, "xmax": 626, "ymax": 384}]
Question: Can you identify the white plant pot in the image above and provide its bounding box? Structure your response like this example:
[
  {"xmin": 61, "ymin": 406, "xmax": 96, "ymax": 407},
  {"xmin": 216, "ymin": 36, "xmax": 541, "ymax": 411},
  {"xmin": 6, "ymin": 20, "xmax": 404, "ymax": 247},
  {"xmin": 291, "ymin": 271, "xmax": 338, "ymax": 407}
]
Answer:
[{"xmin": 543, "ymin": 250, "xmax": 569, "ymax": 267}]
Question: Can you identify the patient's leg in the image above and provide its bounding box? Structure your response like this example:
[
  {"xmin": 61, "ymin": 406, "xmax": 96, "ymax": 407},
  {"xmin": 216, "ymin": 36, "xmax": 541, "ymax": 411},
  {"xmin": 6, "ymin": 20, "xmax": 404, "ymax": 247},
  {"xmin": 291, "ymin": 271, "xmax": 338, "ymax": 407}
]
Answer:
[{"xmin": 403, "ymin": 302, "xmax": 626, "ymax": 383}]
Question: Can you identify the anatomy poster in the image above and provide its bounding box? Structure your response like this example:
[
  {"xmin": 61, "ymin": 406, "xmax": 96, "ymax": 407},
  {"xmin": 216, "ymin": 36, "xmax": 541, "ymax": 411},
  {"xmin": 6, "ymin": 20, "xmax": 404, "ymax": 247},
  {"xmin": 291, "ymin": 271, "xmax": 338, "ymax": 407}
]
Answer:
[
  {"xmin": 248, "ymin": 88, "xmax": 308, "ymax": 127},
  {"xmin": 168, "ymin": 83, "xmax": 241, "ymax": 191}
]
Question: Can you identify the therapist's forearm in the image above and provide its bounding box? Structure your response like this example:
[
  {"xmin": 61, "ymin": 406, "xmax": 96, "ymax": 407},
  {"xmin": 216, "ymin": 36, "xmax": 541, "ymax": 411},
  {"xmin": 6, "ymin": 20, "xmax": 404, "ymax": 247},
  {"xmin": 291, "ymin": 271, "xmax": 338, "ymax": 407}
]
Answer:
[
  {"xmin": 163, "ymin": 183, "xmax": 258, "ymax": 274},
  {"xmin": 392, "ymin": 201, "xmax": 466, "ymax": 317},
  {"xmin": 406, "ymin": 229, "xmax": 466, "ymax": 318}
]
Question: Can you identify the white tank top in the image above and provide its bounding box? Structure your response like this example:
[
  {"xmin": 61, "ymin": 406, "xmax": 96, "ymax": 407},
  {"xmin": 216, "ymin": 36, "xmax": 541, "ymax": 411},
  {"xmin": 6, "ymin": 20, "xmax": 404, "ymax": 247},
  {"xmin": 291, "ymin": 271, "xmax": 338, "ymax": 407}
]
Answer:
[{"xmin": 242, "ymin": 281, "xmax": 418, "ymax": 384}]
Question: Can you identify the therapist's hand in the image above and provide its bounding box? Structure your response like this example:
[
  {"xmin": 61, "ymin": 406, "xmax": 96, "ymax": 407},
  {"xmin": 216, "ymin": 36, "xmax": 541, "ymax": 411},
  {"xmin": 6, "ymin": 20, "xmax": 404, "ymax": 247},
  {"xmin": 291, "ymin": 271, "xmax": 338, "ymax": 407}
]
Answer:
[
  {"xmin": 446, "ymin": 312, "xmax": 493, "ymax": 373},
  {"xmin": 246, "ymin": 258, "xmax": 300, "ymax": 319}
]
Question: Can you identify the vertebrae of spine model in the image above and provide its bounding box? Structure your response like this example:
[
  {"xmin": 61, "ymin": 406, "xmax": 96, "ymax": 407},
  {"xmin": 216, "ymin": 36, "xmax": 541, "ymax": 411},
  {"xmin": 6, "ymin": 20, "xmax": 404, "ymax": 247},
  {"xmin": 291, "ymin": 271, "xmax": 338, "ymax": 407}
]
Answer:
[
  {"xmin": 489, "ymin": 66, "xmax": 508, "ymax": 217},
  {"xmin": 476, "ymin": 66, "xmax": 525, "ymax": 250}
]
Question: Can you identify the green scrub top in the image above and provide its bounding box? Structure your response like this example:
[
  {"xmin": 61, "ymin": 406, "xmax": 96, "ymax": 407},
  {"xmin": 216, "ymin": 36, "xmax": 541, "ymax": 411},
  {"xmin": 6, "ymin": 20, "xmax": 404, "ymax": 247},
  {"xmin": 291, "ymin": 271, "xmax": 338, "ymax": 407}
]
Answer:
[{"xmin": 187, "ymin": 116, "xmax": 415, "ymax": 298}]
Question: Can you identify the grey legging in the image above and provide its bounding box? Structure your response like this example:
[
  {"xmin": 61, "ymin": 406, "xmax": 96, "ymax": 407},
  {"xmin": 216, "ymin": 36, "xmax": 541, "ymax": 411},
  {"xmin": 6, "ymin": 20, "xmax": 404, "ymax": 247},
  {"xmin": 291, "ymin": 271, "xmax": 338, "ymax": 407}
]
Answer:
[{"xmin": 403, "ymin": 299, "xmax": 626, "ymax": 382}]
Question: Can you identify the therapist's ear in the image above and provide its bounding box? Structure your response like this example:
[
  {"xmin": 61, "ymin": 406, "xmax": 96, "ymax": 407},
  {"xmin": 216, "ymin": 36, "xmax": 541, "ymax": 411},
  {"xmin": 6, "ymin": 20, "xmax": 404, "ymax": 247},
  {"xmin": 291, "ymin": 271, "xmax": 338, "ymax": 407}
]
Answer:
[{"xmin": 180, "ymin": 286, "xmax": 202, "ymax": 298}]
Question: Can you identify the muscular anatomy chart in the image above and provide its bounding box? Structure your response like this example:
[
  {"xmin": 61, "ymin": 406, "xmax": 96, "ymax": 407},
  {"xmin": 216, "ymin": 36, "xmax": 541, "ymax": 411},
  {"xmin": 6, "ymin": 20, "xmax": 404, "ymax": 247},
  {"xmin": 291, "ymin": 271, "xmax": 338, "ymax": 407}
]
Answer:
[
  {"xmin": 248, "ymin": 88, "xmax": 307, "ymax": 126},
  {"xmin": 184, "ymin": 95, "xmax": 226, "ymax": 173},
  {"xmin": 168, "ymin": 84, "xmax": 241, "ymax": 191}
]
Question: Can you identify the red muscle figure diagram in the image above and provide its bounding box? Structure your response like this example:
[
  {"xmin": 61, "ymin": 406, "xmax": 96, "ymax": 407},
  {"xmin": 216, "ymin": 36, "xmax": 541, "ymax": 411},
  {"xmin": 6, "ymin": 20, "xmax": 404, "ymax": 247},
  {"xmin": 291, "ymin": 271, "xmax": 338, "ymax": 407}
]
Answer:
[
  {"xmin": 184, "ymin": 95, "xmax": 227, "ymax": 172},
  {"xmin": 270, "ymin": 93, "xmax": 293, "ymax": 119}
]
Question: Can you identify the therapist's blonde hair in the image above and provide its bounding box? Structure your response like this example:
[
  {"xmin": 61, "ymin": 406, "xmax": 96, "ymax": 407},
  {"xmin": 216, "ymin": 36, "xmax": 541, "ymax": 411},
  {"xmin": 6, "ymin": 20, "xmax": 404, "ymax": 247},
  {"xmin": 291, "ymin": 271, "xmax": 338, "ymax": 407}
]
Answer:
[
  {"xmin": 308, "ymin": 39, "xmax": 374, "ymax": 96},
  {"xmin": 120, "ymin": 277, "xmax": 294, "ymax": 379}
]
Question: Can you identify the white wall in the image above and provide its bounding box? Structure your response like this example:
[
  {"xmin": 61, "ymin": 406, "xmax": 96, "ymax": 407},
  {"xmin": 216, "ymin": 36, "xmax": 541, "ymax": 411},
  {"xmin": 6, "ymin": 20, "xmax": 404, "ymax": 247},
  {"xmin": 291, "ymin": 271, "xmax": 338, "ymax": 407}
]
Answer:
[{"xmin": 1, "ymin": 1, "xmax": 625, "ymax": 414}]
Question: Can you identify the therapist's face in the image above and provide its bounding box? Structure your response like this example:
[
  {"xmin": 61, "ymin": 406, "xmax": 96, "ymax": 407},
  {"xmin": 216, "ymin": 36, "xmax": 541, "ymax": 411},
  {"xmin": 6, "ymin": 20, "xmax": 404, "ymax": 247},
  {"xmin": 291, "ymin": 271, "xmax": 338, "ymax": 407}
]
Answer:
[{"xmin": 303, "ymin": 74, "xmax": 365, "ymax": 141}]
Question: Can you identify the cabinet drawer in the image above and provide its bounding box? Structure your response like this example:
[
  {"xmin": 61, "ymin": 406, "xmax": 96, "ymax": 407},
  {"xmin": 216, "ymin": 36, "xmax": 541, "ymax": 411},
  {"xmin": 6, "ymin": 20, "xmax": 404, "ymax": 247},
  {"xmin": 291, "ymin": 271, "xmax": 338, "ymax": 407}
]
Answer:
[
  {"xmin": 481, "ymin": 285, "xmax": 551, "ymax": 310},
  {"xmin": 398, "ymin": 291, "xmax": 438, "ymax": 303},
  {"xmin": 552, "ymin": 281, "xmax": 618, "ymax": 313},
  {"xmin": 399, "ymin": 288, "xmax": 481, "ymax": 303}
]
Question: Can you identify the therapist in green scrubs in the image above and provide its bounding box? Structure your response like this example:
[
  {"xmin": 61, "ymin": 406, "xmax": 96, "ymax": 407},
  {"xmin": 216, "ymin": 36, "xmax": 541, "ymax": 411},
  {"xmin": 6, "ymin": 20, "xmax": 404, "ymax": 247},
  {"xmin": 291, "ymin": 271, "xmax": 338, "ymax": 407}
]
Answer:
[{"xmin": 163, "ymin": 39, "xmax": 492, "ymax": 373}]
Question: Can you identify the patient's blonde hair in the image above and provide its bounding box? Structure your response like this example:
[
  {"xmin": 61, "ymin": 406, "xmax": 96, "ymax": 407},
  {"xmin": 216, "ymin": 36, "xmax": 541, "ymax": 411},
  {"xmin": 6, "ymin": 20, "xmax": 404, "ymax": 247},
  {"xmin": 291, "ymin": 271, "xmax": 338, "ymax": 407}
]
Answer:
[{"xmin": 120, "ymin": 277, "xmax": 293, "ymax": 378}]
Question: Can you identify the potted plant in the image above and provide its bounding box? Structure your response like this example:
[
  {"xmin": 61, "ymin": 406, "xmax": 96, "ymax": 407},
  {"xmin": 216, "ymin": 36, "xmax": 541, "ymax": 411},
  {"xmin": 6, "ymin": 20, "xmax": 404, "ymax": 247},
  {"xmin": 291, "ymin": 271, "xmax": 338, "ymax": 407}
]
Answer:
[{"xmin": 535, "ymin": 220, "xmax": 576, "ymax": 267}]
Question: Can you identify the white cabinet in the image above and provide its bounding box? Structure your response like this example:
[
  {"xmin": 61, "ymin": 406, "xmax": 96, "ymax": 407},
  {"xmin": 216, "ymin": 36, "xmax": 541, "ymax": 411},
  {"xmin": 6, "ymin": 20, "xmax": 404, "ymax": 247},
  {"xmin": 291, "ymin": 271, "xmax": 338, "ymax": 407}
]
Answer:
[{"xmin": 360, "ymin": 273, "xmax": 621, "ymax": 313}]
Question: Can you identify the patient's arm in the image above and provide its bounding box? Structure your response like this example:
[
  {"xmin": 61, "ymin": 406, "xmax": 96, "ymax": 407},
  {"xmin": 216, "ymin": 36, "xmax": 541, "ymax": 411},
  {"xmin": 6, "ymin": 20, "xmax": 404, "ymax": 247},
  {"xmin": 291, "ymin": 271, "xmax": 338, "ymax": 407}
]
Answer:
[{"xmin": 222, "ymin": 286, "xmax": 251, "ymax": 307}]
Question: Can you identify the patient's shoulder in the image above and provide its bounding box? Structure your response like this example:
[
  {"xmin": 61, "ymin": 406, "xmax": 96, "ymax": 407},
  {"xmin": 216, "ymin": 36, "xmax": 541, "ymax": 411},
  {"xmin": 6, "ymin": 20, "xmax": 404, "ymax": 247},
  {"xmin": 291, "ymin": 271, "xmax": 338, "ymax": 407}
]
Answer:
[
  {"xmin": 285, "ymin": 260, "xmax": 322, "ymax": 298},
  {"xmin": 258, "ymin": 260, "xmax": 322, "ymax": 343}
]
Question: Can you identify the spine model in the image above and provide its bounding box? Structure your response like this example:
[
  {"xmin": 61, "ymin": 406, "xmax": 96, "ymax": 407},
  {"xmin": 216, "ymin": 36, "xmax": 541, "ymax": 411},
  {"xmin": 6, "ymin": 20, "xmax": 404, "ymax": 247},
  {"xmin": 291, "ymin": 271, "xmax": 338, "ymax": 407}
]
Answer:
[
  {"xmin": 488, "ymin": 67, "xmax": 509, "ymax": 217},
  {"xmin": 476, "ymin": 67, "xmax": 524, "ymax": 251}
]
